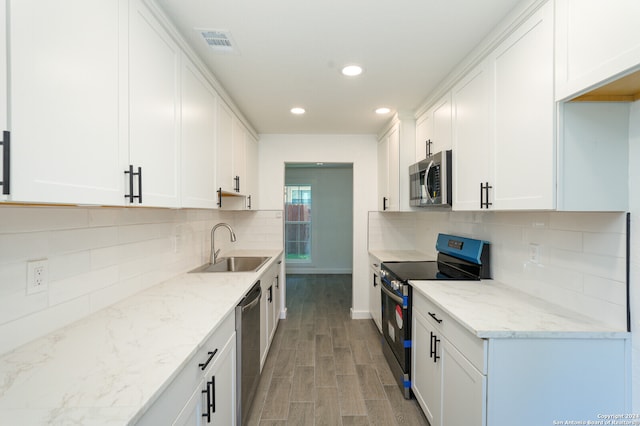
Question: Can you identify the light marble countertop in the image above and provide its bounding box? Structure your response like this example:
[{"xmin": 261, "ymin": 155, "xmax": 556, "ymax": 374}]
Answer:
[
  {"xmin": 369, "ymin": 249, "xmax": 433, "ymax": 263},
  {"xmin": 0, "ymin": 249, "xmax": 283, "ymax": 426},
  {"xmin": 411, "ymin": 280, "xmax": 629, "ymax": 339}
]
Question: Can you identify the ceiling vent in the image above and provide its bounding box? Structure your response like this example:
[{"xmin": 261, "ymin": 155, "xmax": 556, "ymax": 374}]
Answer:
[{"xmin": 197, "ymin": 29, "xmax": 238, "ymax": 54}]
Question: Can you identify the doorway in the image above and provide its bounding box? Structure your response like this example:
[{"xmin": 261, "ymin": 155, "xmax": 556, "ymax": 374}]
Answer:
[{"xmin": 284, "ymin": 163, "xmax": 353, "ymax": 275}]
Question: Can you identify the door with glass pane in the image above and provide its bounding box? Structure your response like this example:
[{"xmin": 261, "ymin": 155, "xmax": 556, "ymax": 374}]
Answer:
[{"xmin": 284, "ymin": 185, "xmax": 311, "ymax": 262}]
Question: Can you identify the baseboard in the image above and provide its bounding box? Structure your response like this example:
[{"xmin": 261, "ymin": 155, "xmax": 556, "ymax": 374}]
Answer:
[
  {"xmin": 350, "ymin": 308, "xmax": 372, "ymax": 320},
  {"xmin": 285, "ymin": 268, "xmax": 353, "ymax": 274}
]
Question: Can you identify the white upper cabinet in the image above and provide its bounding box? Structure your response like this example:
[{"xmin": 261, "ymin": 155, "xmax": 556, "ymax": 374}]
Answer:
[
  {"xmin": 555, "ymin": 0, "xmax": 640, "ymax": 100},
  {"xmin": 415, "ymin": 93, "xmax": 452, "ymax": 162},
  {"xmin": 8, "ymin": 0, "xmax": 126, "ymax": 205},
  {"xmin": 489, "ymin": 0, "xmax": 555, "ymax": 210},
  {"xmin": 180, "ymin": 58, "xmax": 218, "ymax": 209},
  {"xmin": 216, "ymin": 100, "xmax": 235, "ymax": 194},
  {"xmin": 0, "ymin": 0, "xmax": 7, "ymax": 198},
  {"xmin": 232, "ymin": 117, "xmax": 246, "ymax": 194},
  {"xmin": 129, "ymin": 0, "xmax": 181, "ymax": 208},
  {"xmin": 451, "ymin": 1, "xmax": 554, "ymax": 211},
  {"xmin": 245, "ymin": 132, "xmax": 259, "ymax": 209},
  {"xmin": 378, "ymin": 123, "xmax": 399, "ymax": 211},
  {"xmin": 451, "ymin": 60, "xmax": 492, "ymax": 211}
]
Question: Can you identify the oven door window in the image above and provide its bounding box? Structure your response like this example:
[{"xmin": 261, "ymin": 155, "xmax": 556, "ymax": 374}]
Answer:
[{"xmin": 381, "ymin": 284, "xmax": 410, "ymax": 372}]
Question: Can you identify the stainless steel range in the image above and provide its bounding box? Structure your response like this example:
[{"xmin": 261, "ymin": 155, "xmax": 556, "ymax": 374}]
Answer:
[{"xmin": 380, "ymin": 234, "xmax": 490, "ymax": 399}]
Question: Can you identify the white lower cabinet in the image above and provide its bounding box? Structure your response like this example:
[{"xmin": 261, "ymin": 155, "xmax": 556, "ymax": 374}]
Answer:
[
  {"xmin": 412, "ymin": 310, "xmax": 442, "ymax": 425},
  {"xmin": 260, "ymin": 256, "xmax": 283, "ymax": 369},
  {"xmin": 136, "ymin": 312, "xmax": 236, "ymax": 426},
  {"xmin": 440, "ymin": 338, "xmax": 485, "ymax": 426},
  {"xmin": 173, "ymin": 332, "xmax": 236, "ymax": 426},
  {"xmin": 412, "ymin": 290, "xmax": 630, "ymax": 426},
  {"xmin": 369, "ymin": 256, "xmax": 382, "ymax": 333}
]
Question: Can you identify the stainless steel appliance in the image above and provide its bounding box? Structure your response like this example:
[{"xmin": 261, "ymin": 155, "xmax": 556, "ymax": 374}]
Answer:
[
  {"xmin": 409, "ymin": 150, "xmax": 452, "ymax": 207},
  {"xmin": 380, "ymin": 234, "xmax": 490, "ymax": 399},
  {"xmin": 235, "ymin": 281, "xmax": 262, "ymax": 425}
]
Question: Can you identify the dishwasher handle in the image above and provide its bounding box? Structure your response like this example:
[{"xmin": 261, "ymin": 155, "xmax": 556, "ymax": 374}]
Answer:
[{"xmin": 240, "ymin": 283, "xmax": 262, "ymax": 312}]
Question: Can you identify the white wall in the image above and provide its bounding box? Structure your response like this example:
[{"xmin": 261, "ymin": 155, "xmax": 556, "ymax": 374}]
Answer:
[
  {"xmin": 0, "ymin": 206, "xmax": 283, "ymax": 355},
  {"xmin": 285, "ymin": 166, "xmax": 353, "ymax": 274},
  {"xmin": 259, "ymin": 134, "xmax": 378, "ymax": 318},
  {"xmin": 629, "ymin": 99, "xmax": 640, "ymax": 411}
]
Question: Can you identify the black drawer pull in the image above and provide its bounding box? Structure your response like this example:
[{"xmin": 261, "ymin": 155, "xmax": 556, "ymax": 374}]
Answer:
[
  {"xmin": 428, "ymin": 312, "xmax": 443, "ymax": 323},
  {"xmin": 1, "ymin": 131, "xmax": 10, "ymax": 195},
  {"xmin": 199, "ymin": 348, "xmax": 218, "ymax": 371}
]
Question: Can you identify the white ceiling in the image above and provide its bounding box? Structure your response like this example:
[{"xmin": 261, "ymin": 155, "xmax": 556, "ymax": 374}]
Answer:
[{"xmin": 155, "ymin": 0, "xmax": 524, "ymax": 135}]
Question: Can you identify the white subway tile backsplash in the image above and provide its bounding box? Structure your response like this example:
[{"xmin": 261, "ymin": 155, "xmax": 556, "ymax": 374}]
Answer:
[
  {"xmin": 370, "ymin": 210, "xmax": 627, "ymax": 329},
  {"xmin": 0, "ymin": 205, "xmax": 284, "ymax": 356}
]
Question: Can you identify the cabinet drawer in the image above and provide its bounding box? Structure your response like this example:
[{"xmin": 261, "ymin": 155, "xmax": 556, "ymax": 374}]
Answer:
[
  {"xmin": 413, "ymin": 291, "xmax": 486, "ymax": 373},
  {"xmin": 136, "ymin": 312, "xmax": 235, "ymax": 425}
]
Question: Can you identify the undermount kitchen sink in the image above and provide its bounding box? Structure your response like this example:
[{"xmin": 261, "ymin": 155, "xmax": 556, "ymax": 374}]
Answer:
[{"xmin": 189, "ymin": 256, "xmax": 271, "ymax": 273}]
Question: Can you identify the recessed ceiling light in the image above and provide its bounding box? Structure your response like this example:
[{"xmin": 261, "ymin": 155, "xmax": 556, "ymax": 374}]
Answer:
[
  {"xmin": 375, "ymin": 107, "xmax": 391, "ymax": 114},
  {"xmin": 341, "ymin": 65, "xmax": 363, "ymax": 77},
  {"xmin": 290, "ymin": 107, "xmax": 306, "ymax": 115}
]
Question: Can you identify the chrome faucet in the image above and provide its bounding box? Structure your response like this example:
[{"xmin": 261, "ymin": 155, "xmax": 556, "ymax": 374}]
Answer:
[{"xmin": 210, "ymin": 223, "xmax": 237, "ymax": 264}]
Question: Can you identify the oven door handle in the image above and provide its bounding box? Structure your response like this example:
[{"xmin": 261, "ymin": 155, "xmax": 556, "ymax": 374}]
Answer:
[{"xmin": 381, "ymin": 284, "xmax": 404, "ymax": 305}]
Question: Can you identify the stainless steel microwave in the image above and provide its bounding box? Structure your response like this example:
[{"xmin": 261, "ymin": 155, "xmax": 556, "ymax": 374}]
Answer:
[{"xmin": 409, "ymin": 150, "xmax": 452, "ymax": 207}]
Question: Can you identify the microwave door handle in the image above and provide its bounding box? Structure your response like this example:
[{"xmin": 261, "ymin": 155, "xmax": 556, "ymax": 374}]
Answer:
[{"xmin": 424, "ymin": 160, "xmax": 435, "ymax": 204}]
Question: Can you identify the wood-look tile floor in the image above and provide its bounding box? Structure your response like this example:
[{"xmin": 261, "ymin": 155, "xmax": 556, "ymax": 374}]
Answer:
[{"xmin": 245, "ymin": 274, "xmax": 429, "ymax": 426}]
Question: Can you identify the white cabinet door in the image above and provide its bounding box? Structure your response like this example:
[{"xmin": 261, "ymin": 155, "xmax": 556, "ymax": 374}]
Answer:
[
  {"xmin": 377, "ymin": 124, "xmax": 399, "ymax": 211},
  {"xmin": 232, "ymin": 118, "xmax": 246, "ymax": 194},
  {"xmin": 259, "ymin": 277, "xmax": 269, "ymax": 369},
  {"xmin": 369, "ymin": 266, "xmax": 382, "ymax": 333},
  {"xmin": 180, "ymin": 59, "xmax": 218, "ymax": 209},
  {"xmin": 172, "ymin": 379, "xmax": 204, "ymax": 426},
  {"xmin": 174, "ymin": 333, "xmax": 237, "ymax": 426},
  {"xmin": 203, "ymin": 333, "xmax": 236, "ymax": 426},
  {"xmin": 490, "ymin": 1, "xmax": 554, "ymax": 210},
  {"xmin": 415, "ymin": 111, "xmax": 432, "ymax": 162},
  {"xmin": 244, "ymin": 132, "xmax": 259, "ymax": 209},
  {"xmin": 441, "ymin": 338, "xmax": 486, "ymax": 426},
  {"xmin": 451, "ymin": 60, "xmax": 491, "ymax": 211},
  {"xmin": 431, "ymin": 93, "xmax": 452, "ymax": 154},
  {"xmin": 412, "ymin": 310, "xmax": 442, "ymax": 426},
  {"xmin": 555, "ymin": 0, "xmax": 640, "ymax": 100},
  {"xmin": 216, "ymin": 101, "xmax": 235, "ymax": 194},
  {"xmin": 0, "ymin": 0, "xmax": 7, "ymax": 199},
  {"xmin": 8, "ymin": 0, "xmax": 126, "ymax": 205},
  {"xmin": 129, "ymin": 0, "xmax": 180, "ymax": 208}
]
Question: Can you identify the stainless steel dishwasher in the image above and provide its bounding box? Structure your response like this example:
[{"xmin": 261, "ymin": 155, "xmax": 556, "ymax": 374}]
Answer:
[{"xmin": 235, "ymin": 281, "xmax": 261, "ymax": 426}]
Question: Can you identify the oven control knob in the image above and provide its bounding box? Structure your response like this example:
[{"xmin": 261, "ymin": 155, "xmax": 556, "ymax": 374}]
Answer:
[
  {"xmin": 391, "ymin": 280, "xmax": 401, "ymax": 291},
  {"xmin": 380, "ymin": 270, "xmax": 387, "ymax": 278}
]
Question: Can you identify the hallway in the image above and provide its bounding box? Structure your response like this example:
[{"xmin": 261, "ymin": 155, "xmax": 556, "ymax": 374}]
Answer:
[{"xmin": 246, "ymin": 274, "xmax": 428, "ymax": 425}]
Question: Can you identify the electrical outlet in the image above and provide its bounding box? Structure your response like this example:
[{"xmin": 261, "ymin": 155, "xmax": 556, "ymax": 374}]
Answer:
[
  {"xmin": 27, "ymin": 259, "xmax": 48, "ymax": 295},
  {"xmin": 528, "ymin": 244, "xmax": 540, "ymax": 264}
]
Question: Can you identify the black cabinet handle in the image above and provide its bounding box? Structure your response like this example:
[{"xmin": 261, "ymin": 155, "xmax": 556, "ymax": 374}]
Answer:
[
  {"xmin": 247, "ymin": 195, "xmax": 252, "ymax": 209},
  {"xmin": 234, "ymin": 175, "xmax": 240, "ymax": 192},
  {"xmin": 124, "ymin": 165, "xmax": 142, "ymax": 204},
  {"xmin": 202, "ymin": 381, "xmax": 211, "ymax": 423},
  {"xmin": 268, "ymin": 285, "xmax": 273, "ymax": 303},
  {"xmin": 383, "ymin": 197, "xmax": 388, "ymax": 211},
  {"xmin": 432, "ymin": 333, "xmax": 440, "ymax": 363},
  {"xmin": 217, "ymin": 188, "xmax": 222, "ymax": 208},
  {"xmin": 202, "ymin": 375, "xmax": 215, "ymax": 423},
  {"xmin": 429, "ymin": 331, "xmax": 435, "ymax": 359},
  {"xmin": 275, "ymin": 275, "xmax": 279, "ymax": 289},
  {"xmin": 1, "ymin": 131, "xmax": 10, "ymax": 195},
  {"xmin": 426, "ymin": 139, "xmax": 432, "ymax": 158},
  {"xmin": 480, "ymin": 182, "xmax": 492, "ymax": 209},
  {"xmin": 199, "ymin": 348, "xmax": 218, "ymax": 371},
  {"xmin": 428, "ymin": 312, "xmax": 443, "ymax": 324}
]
